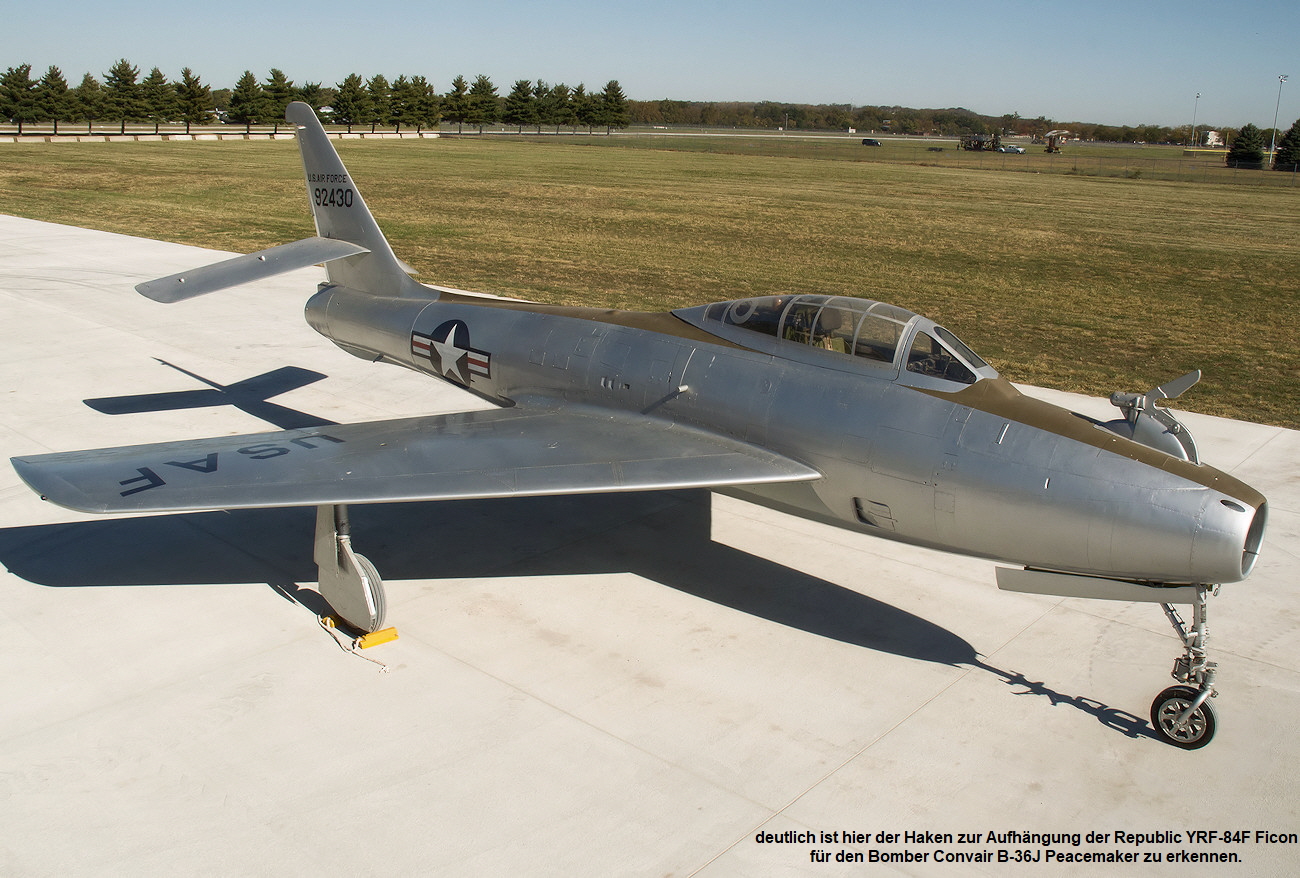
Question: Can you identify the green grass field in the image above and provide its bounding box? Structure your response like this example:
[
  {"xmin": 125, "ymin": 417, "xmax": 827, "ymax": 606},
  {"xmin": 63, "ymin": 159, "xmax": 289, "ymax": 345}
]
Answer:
[{"xmin": 2, "ymin": 135, "xmax": 1297, "ymax": 428}]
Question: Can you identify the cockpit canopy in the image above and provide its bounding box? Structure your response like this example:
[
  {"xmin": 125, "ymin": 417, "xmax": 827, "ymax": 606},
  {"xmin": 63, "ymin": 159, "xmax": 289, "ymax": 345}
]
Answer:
[{"xmin": 674, "ymin": 294, "xmax": 996, "ymax": 386}]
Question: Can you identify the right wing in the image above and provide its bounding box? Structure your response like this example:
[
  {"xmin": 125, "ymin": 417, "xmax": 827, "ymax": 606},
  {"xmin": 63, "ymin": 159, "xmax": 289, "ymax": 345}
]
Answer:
[{"xmin": 12, "ymin": 403, "xmax": 819, "ymax": 515}]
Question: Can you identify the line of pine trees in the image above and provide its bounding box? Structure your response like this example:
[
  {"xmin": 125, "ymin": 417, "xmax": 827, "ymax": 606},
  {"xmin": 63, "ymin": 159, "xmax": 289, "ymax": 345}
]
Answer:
[
  {"xmin": 0, "ymin": 61, "xmax": 216, "ymax": 135},
  {"xmin": 0, "ymin": 61, "xmax": 630, "ymax": 136}
]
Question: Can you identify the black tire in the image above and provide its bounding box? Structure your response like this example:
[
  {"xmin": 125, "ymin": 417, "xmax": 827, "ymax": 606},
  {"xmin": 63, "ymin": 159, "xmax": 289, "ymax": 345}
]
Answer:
[
  {"xmin": 354, "ymin": 553, "xmax": 386, "ymax": 632},
  {"xmin": 1150, "ymin": 685, "xmax": 1216, "ymax": 749}
]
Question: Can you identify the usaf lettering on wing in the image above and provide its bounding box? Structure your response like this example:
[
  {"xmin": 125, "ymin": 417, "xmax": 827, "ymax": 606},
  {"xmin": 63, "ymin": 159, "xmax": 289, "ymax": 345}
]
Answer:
[{"xmin": 118, "ymin": 433, "xmax": 344, "ymax": 496}]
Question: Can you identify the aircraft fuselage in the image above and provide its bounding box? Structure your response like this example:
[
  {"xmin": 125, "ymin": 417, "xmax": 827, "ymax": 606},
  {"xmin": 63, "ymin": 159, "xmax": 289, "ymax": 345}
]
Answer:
[{"xmin": 307, "ymin": 283, "xmax": 1266, "ymax": 588}]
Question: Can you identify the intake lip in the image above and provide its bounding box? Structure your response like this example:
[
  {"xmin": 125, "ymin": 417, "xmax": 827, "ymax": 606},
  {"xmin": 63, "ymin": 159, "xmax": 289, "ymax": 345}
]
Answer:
[{"xmin": 1241, "ymin": 501, "xmax": 1268, "ymax": 579}]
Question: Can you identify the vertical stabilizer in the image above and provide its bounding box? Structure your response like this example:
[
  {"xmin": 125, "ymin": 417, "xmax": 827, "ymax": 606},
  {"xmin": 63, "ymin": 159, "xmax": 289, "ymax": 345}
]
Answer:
[{"xmin": 286, "ymin": 102, "xmax": 421, "ymax": 296}]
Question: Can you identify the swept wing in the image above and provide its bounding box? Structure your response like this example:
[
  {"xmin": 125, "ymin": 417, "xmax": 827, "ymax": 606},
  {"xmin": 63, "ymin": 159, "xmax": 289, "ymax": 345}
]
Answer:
[{"xmin": 12, "ymin": 403, "xmax": 818, "ymax": 515}]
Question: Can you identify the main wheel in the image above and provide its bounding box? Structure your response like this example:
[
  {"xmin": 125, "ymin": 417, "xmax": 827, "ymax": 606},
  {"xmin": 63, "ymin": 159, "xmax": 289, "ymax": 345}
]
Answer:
[
  {"xmin": 1150, "ymin": 685, "xmax": 1216, "ymax": 749},
  {"xmin": 354, "ymin": 553, "xmax": 386, "ymax": 633}
]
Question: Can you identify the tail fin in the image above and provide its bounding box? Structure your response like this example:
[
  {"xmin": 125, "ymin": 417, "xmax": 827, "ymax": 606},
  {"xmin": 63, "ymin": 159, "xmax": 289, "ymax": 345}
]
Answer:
[
  {"xmin": 136, "ymin": 103, "xmax": 422, "ymax": 303},
  {"xmin": 286, "ymin": 102, "xmax": 419, "ymax": 295}
]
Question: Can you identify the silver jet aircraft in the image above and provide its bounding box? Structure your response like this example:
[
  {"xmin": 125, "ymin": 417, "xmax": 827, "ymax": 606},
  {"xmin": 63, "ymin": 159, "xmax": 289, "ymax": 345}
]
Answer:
[{"xmin": 12, "ymin": 103, "xmax": 1267, "ymax": 749}]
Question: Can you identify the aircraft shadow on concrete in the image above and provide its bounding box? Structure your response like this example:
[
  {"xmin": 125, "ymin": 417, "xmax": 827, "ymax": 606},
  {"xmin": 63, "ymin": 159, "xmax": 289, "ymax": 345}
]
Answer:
[
  {"xmin": 84, "ymin": 361, "xmax": 336, "ymax": 430},
  {"xmin": 0, "ymin": 489, "xmax": 1155, "ymax": 740}
]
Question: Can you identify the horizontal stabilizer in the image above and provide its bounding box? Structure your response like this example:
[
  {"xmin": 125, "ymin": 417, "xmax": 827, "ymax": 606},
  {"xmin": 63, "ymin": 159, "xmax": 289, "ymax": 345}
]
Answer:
[
  {"xmin": 11, "ymin": 404, "xmax": 819, "ymax": 515},
  {"xmin": 136, "ymin": 237, "xmax": 370, "ymax": 302}
]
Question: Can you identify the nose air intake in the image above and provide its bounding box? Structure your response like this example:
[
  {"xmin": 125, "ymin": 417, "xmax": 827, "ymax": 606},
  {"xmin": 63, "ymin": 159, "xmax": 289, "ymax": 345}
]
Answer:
[{"xmin": 1241, "ymin": 501, "xmax": 1267, "ymax": 578}]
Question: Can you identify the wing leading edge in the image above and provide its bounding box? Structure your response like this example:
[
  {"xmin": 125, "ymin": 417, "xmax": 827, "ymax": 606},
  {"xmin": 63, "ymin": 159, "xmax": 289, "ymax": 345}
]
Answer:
[{"xmin": 11, "ymin": 404, "xmax": 819, "ymax": 515}]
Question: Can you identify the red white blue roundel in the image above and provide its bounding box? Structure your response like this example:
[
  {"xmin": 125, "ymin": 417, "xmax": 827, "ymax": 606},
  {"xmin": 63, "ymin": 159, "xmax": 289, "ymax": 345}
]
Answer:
[{"xmin": 411, "ymin": 320, "xmax": 491, "ymax": 386}]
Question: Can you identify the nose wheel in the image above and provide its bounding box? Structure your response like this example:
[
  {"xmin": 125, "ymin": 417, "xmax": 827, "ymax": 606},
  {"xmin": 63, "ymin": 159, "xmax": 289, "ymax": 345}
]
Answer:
[
  {"xmin": 1151, "ymin": 685, "xmax": 1216, "ymax": 749},
  {"xmin": 1152, "ymin": 586, "xmax": 1218, "ymax": 749}
]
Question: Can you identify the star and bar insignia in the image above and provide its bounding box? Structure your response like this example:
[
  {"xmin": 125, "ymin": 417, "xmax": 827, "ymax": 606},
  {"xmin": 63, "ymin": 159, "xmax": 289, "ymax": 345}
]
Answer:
[{"xmin": 411, "ymin": 319, "xmax": 492, "ymax": 386}]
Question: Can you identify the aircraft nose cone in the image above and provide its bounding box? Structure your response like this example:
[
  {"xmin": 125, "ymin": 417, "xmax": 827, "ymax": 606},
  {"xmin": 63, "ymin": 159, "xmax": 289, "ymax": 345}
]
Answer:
[{"xmin": 1090, "ymin": 481, "xmax": 1266, "ymax": 585}]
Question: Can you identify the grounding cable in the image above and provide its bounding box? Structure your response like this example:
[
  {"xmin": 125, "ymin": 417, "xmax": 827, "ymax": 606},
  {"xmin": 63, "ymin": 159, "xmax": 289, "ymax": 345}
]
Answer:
[{"xmin": 318, "ymin": 615, "xmax": 390, "ymax": 672}]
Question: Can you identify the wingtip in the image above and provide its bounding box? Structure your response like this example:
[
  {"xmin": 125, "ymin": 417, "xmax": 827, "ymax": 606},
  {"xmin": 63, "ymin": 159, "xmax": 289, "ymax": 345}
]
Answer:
[
  {"xmin": 10, "ymin": 456, "xmax": 55, "ymax": 506},
  {"xmin": 135, "ymin": 277, "xmax": 187, "ymax": 303}
]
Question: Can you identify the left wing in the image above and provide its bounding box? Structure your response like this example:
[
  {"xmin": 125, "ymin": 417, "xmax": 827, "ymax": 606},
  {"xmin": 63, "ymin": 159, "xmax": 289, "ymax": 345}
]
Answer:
[{"xmin": 11, "ymin": 404, "xmax": 819, "ymax": 514}]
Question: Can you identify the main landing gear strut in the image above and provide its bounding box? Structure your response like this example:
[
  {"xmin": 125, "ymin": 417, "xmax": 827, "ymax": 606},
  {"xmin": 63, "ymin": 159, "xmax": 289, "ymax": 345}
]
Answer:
[
  {"xmin": 314, "ymin": 504, "xmax": 388, "ymax": 634},
  {"xmin": 1151, "ymin": 585, "xmax": 1218, "ymax": 749}
]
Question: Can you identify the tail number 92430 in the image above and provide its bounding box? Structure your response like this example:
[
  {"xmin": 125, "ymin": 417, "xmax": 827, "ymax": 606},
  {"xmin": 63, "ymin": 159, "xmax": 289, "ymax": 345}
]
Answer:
[{"xmin": 314, "ymin": 187, "xmax": 354, "ymax": 208}]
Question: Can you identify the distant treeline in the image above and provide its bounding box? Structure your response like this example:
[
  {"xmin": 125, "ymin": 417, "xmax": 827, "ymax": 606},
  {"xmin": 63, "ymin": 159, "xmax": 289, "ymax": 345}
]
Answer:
[
  {"xmin": 0, "ymin": 61, "xmax": 630, "ymax": 135},
  {"xmin": 626, "ymin": 98, "xmax": 1277, "ymax": 147},
  {"xmin": 3, "ymin": 59, "xmax": 1297, "ymax": 158}
]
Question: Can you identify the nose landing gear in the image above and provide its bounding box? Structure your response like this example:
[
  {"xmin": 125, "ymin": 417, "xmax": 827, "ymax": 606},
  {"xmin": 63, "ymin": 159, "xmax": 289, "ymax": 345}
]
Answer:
[{"xmin": 1152, "ymin": 586, "xmax": 1217, "ymax": 749}]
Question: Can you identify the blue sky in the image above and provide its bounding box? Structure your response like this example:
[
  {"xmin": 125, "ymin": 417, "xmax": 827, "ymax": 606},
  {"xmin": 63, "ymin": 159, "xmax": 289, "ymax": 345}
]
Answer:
[{"xmin": 7, "ymin": 0, "xmax": 1297, "ymax": 128}]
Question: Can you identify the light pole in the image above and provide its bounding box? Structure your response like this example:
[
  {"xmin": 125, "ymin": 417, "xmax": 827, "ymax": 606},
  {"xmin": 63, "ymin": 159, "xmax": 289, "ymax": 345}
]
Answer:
[
  {"xmin": 1269, "ymin": 75, "xmax": 1288, "ymax": 167},
  {"xmin": 1191, "ymin": 92, "xmax": 1200, "ymax": 147}
]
